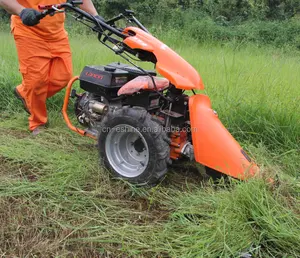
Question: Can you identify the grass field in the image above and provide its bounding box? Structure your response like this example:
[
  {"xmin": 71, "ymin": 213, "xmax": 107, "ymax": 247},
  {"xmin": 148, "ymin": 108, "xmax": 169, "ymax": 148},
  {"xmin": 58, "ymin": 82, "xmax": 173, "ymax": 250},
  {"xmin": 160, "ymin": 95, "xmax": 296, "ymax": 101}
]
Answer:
[{"xmin": 0, "ymin": 30, "xmax": 300, "ymax": 257}]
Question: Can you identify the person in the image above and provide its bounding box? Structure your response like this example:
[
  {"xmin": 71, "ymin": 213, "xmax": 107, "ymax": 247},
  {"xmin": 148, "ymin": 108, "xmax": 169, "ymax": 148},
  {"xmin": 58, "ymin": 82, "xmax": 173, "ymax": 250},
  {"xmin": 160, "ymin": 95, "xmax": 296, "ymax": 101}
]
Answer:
[{"xmin": 0, "ymin": 0, "xmax": 101, "ymax": 135}]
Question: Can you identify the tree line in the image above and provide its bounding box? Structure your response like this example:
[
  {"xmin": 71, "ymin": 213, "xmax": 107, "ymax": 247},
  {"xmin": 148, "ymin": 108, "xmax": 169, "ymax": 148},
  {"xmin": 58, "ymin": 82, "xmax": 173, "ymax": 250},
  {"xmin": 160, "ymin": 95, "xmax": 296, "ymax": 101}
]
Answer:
[
  {"xmin": 1, "ymin": 0, "xmax": 299, "ymax": 23},
  {"xmin": 1, "ymin": 0, "xmax": 299, "ymax": 49},
  {"xmin": 95, "ymin": 0, "xmax": 299, "ymax": 22}
]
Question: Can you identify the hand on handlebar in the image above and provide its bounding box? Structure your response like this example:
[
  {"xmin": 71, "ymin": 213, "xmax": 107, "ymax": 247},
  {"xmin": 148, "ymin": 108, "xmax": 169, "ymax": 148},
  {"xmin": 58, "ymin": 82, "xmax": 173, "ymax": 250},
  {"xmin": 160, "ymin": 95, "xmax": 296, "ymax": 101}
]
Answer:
[{"xmin": 20, "ymin": 8, "xmax": 44, "ymax": 26}]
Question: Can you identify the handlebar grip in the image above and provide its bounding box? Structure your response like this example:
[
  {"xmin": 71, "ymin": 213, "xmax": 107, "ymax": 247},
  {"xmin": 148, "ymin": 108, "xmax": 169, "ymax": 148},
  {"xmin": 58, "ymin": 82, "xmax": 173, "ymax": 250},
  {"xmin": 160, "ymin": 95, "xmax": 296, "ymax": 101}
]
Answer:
[{"xmin": 38, "ymin": 4, "xmax": 54, "ymax": 10}]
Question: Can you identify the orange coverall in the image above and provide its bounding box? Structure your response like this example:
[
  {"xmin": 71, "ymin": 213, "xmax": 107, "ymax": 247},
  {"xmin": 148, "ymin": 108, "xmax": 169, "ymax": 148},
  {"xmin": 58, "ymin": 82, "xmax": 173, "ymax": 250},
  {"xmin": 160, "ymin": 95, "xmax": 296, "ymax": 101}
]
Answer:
[{"xmin": 11, "ymin": 0, "xmax": 73, "ymax": 131}]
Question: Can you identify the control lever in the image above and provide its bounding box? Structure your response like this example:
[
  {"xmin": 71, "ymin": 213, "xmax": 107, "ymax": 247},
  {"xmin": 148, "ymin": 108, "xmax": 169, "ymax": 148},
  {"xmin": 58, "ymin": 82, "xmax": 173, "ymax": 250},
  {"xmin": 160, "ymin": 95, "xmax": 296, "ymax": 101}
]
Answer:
[{"xmin": 124, "ymin": 9, "xmax": 135, "ymax": 16}]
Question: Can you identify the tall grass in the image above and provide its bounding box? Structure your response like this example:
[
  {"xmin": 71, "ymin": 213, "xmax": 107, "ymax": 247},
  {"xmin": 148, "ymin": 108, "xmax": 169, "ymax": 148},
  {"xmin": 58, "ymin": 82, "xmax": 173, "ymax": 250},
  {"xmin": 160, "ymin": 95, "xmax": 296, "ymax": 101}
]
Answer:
[{"xmin": 0, "ymin": 30, "xmax": 300, "ymax": 257}]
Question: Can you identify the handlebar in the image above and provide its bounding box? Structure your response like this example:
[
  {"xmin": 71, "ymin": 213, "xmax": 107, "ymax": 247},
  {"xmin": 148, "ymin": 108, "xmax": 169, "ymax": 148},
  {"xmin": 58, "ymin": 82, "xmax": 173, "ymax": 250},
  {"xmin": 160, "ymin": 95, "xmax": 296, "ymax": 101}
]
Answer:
[
  {"xmin": 37, "ymin": 2, "xmax": 158, "ymax": 79},
  {"xmin": 38, "ymin": 2, "xmax": 127, "ymax": 39}
]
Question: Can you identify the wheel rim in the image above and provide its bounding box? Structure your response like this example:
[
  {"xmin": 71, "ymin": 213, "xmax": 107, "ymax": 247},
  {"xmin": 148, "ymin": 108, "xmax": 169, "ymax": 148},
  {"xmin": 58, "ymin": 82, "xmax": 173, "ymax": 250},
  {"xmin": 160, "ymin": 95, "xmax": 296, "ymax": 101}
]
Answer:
[{"xmin": 105, "ymin": 124, "xmax": 150, "ymax": 178}]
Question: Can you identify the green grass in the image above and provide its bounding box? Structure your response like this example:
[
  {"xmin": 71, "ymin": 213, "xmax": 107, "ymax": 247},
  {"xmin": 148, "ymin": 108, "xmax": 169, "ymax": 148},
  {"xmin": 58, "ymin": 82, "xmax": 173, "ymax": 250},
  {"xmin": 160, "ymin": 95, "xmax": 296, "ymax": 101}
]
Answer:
[{"xmin": 0, "ymin": 30, "xmax": 299, "ymax": 257}]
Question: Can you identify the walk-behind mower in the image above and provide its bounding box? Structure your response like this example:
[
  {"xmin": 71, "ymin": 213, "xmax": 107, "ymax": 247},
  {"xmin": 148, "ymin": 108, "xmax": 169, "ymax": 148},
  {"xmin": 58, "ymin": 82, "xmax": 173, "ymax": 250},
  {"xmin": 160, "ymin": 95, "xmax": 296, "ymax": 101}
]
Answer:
[{"xmin": 39, "ymin": 1, "xmax": 259, "ymax": 185}]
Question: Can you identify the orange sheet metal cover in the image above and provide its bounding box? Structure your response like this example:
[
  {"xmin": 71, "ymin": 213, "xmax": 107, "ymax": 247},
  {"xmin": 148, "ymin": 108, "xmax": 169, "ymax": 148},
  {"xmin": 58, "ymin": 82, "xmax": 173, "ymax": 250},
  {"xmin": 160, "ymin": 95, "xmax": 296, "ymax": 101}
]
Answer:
[
  {"xmin": 189, "ymin": 94, "xmax": 259, "ymax": 179},
  {"xmin": 11, "ymin": 0, "xmax": 67, "ymax": 41},
  {"xmin": 123, "ymin": 27, "xmax": 204, "ymax": 91}
]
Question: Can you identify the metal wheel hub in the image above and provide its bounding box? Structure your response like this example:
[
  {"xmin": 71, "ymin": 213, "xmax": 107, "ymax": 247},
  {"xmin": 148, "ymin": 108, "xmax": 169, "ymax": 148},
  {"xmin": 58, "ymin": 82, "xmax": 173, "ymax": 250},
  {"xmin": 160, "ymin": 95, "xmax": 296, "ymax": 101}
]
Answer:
[{"xmin": 105, "ymin": 124, "xmax": 150, "ymax": 178}]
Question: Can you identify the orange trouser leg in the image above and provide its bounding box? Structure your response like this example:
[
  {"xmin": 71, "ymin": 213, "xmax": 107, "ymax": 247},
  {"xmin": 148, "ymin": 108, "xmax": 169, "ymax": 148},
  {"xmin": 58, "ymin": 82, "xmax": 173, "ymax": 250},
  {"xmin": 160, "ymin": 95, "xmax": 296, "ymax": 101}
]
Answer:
[
  {"xmin": 13, "ymin": 35, "xmax": 72, "ymax": 131},
  {"xmin": 14, "ymin": 35, "xmax": 51, "ymax": 131},
  {"xmin": 47, "ymin": 37, "xmax": 73, "ymax": 98}
]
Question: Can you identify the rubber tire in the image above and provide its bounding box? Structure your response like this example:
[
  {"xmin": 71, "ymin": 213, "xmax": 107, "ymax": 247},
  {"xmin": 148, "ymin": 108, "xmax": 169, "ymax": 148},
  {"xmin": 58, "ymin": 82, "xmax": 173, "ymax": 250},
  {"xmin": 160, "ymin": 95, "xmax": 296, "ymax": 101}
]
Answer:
[{"xmin": 98, "ymin": 106, "xmax": 170, "ymax": 186}]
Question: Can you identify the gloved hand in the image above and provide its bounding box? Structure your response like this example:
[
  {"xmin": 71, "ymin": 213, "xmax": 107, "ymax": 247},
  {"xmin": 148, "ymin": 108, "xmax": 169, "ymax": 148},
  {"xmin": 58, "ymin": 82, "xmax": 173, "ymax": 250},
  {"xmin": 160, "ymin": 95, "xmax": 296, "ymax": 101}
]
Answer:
[{"xmin": 20, "ymin": 8, "xmax": 42, "ymax": 26}]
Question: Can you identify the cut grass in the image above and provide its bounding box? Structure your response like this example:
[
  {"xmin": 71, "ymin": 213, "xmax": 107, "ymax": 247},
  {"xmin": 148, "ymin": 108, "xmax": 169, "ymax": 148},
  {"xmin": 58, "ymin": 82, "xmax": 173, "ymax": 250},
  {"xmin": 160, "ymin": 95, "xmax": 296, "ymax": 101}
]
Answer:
[{"xmin": 0, "ymin": 30, "xmax": 299, "ymax": 257}]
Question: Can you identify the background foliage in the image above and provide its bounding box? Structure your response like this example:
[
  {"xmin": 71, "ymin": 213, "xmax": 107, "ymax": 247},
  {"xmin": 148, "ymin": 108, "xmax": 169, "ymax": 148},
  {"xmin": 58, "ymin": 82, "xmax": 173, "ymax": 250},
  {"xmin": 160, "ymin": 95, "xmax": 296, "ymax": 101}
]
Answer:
[
  {"xmin": 1, "ymin": 0, "xmax": 299, "ymax": 21},
  {"xmin": 1, "ymin": 0, "xmax": 300, "ymax": 49}
]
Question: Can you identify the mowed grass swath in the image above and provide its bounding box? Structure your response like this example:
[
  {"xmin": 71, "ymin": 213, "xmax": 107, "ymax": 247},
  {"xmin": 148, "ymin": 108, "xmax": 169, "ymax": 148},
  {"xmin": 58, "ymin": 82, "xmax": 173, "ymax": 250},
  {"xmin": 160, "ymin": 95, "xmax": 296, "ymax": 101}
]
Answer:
[{"xmin": 0, "ymin": 30, "xmax": 300, "ymax": 257}]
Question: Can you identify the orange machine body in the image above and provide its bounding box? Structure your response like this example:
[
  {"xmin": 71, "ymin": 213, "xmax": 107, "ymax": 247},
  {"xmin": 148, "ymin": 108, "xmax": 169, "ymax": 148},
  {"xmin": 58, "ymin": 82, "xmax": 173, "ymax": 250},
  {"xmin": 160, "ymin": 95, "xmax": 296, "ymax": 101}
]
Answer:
[{"xmin": 123, "ymin": 27, "xmax": 204, "ymax": 91}]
